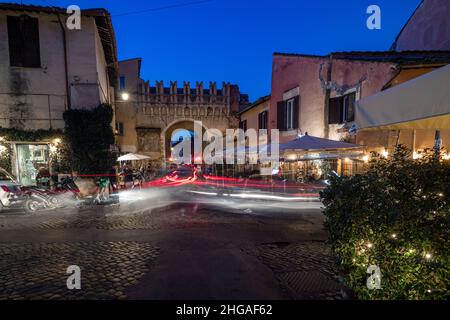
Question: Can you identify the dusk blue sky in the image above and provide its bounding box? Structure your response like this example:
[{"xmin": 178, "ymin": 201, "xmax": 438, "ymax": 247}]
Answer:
[{"xmin": 16, "ymin": 0, "xmax": 421, "ymax": 101}]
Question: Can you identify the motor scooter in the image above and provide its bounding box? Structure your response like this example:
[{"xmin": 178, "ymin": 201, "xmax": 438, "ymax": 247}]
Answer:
[{"xmin": 21, "ymin": 186, "xmax": 63, "ymax": 212}]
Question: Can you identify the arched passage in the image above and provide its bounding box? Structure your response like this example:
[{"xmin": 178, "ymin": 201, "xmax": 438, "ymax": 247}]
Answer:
[{"xmin": 162, "ymin": 120, "xmax": 209, "ymax": 164}]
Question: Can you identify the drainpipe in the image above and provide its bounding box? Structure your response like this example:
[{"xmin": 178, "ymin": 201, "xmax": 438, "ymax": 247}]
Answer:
[
  {"xmin": 57, "ymin": 14, "xmax": 71, "ymax": 110},
  {"xmin": 323, "ymin": 56, "xmax": 333, "ymax": 139}
]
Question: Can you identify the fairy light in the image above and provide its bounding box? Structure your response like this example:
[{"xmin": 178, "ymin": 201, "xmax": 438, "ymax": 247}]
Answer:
[
  {"xmin": 362, "ymin": 155, "xmax": 369, "ymax": 163},
  {"xmin": 367, "ymin": 243, "xmax": 373, "ymax": 249},
  {"xmin": 413, "ymin": 151, "xmax": 422, "ymax": 160},
  {"xmin": 381, "ymin": 149, "xmax": 389, "ymax": 158},
  {"xmin": 391, "ymin": 233, "xmax": 397, "ymax": 239},
  {"xmin": 425, "ymin": 253, "xmax": 432, "ymax": 260},
  {"xmin": 49, "ymin": 144, "xmax": 58, "ymax": 153},
  {"xmin": 437, "ymin": 192, "xmax": 443, "ymax": 197}
]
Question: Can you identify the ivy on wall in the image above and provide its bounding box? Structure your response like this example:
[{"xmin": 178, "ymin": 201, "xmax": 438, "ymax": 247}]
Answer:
[
  {"xmin": 63, "ymin": 103, "xmax": 115, "ymax": 174},
  {"xmin": 0, "ymin": 127, "xmax": 69, "ymax": 173}
]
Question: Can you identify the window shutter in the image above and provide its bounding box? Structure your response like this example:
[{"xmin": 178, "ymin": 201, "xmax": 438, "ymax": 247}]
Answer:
[
  {"xmin": 293, "ymin": 96, "xmax": 300, "ymax": 129},
  {"xmin": 7, "ymin": 15, "xmax": 40, "ymax": 67},
  {"xmin": 263, "ymin": 111, "xmax": 268, "ymax": 130},
  {"xmin": 277, "ymin": 101, "xmax": 285, "ymax": 130},
  {"xmin": 345, "ymin": 92, "xmax": 356, "ymax": 122},
  {"xmin": 328, "ymin": 97, "xmax": 343, "ymax": 124},
  {"xmin": 22, "ymin": 16, "xmax": 40, "ymax": 67},
  {"xmin": 258, "ymin": 112, "xmax": 262, "ymax": 130},
  {"xmin": 7, "ymin": 16, "xmax": 22, "ymax": 66}
]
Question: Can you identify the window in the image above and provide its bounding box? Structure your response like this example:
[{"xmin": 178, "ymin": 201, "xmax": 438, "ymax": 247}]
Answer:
[
  {"xmin": 286, "ymin": 99, "xmax": 294, "ymax": 130},
  {"xmin": 119, "ymin": 76, "xmax": 126, "ymax": 90},
  {"xmin": 277, "ymin": 96, "xmax": 299, "ymax": 131},
  {"xmin": 328, "ymin": 92, "xmax": 356, "ymax": 124},
  {"xmin": 258, "ymin": 111, "xmax": 268, "ymax": 130},
  {"xmin": 7, "ymin": 15, "xmax": 41, "ymax": 67},
  {"xmin": 116, "ymin": 122, "xmax": 124, "ymax": 136},
  {"xmin": 239, "ymin": 120, "xmax": 247, "ymax": 131}
]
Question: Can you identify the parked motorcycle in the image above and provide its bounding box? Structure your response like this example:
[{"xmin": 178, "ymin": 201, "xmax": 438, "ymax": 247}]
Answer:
[{"xmin": 21, "ymin": 186, "xmax": 63, "ymax": 212}]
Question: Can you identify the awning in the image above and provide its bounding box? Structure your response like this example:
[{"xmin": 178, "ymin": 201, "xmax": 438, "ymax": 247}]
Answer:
[
  {"xmin": 356, "ymin": 64, "xmax": 450, "ymax": 130},
  {"xmin": 117, "ymin": 153, "xmax": 150, "ymax": 161}
]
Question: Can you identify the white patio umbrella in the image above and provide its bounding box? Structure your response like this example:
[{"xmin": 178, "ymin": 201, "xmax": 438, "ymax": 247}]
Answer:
[{"xmin": 117, "ymin": 153, "xmax": 150, "ymax": 162}]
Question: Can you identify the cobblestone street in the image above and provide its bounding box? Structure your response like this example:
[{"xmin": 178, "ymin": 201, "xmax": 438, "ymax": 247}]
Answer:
[{"xmin": 0, "ymin": 194, "xmax": 346, "ymax": 300}]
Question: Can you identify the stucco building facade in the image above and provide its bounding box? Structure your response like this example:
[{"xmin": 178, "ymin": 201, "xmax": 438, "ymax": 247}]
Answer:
[
  {"xmin": 268, "ymin": 51, "xmax": 450, "ymax": 156},
  {"xmin": 391, "ymin": 0, "xmax": 450, "ymax": 51},
  {"xmin": 0, "ymin": 4, "xmax": 117, "ymax": 185}
]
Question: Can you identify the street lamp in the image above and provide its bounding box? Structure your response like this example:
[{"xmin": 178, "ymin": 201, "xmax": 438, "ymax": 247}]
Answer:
[{"xmin": 120, "ymin": 92, "xmax": 129, "ymax": 101}]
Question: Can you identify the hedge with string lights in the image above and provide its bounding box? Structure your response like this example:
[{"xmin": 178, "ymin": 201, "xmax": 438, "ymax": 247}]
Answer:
[{"xmin": 321, "ymin": 145, "xmax": 449, "ymax": 300}]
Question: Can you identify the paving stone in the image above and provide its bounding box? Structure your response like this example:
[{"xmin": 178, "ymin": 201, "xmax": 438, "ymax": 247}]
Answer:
[
  {"xmin": 0, "ymin": 242, "xmax": 160, "ymax": 300},
  {"xmin": 248, "ymin": 241, "xmax": 348, "ymax": 300}
]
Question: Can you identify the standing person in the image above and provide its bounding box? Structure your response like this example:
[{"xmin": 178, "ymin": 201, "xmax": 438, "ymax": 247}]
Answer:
[
  {"xmin": 109, "ymin": 166, "xmax": 118, "ymax": 194},
  {"xmin": 96, "ymin": 176, "xmax": 109, "ymax": 203},
  {"xmin": 123, "ymin": 165, "xmax": 133, "ymax": 189}
]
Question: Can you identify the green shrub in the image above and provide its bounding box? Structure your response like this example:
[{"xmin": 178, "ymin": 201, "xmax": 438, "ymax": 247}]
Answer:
[
  {"xmin": 321, "ymin": 146, "xmax": 449, "ymax": 300},
  {"xmin": 0, "ymin": 128, "xmax": 68, "ymax": 173},
  {"xmin": 63, "ymin": 104, "xmax": 115, "ymax": 174}
]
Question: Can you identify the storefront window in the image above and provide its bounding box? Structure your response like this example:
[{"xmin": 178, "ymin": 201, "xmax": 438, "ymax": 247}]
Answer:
[{"xmin": 16, "ymin": 144, "xmax": 50, "ymax": 186}]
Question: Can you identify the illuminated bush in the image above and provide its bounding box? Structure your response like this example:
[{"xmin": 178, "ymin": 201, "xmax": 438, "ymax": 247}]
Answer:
[{"xmin": 320, "ymin": 146, "xmax": 449, "ymax": 299}]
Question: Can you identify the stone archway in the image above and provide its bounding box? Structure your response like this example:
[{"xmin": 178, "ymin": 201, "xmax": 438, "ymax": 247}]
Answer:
[{"xmin": 161, "ymin": 119, "xmax": 209, "ymax": 164}]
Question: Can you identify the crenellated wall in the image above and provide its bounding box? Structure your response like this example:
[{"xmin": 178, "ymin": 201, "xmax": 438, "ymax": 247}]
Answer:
[{"xmin": 115, "ymin": 58, "xmax": 247, "ymax": 164}]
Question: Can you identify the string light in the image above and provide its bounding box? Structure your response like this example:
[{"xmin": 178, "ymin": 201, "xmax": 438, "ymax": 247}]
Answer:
[
  {"xmin": 413, "ymin": 151, "xmax": 422, "ymax": 159},
  {"xmin": 391, "ymin": 233, "xmax": 397, "ymax": 239},
  {"xmin": 49, "ymin": 144, "xmax": 58, "ymax": 153},
  {"xmin": 367, "ymin": 243, "xmax": 373, "ymax": 249},
  {"xmin": 425, "ymin": 253, "xmax": 432, "ymax": 260}
]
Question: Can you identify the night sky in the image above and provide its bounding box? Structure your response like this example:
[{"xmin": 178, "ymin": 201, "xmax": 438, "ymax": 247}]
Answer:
[{"xmin": 14, "ymin": 0, "xmax": 421, "ymax": 100}]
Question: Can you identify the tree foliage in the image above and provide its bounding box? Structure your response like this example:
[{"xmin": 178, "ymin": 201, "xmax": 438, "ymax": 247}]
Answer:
[
  {"xmin": 321, "ymin": 145, "xmax": 449, "ymax": 299},
  {"xmin": 63, "ymin": 104, "xmax": 115, "ymax": 174}
]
